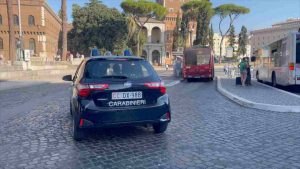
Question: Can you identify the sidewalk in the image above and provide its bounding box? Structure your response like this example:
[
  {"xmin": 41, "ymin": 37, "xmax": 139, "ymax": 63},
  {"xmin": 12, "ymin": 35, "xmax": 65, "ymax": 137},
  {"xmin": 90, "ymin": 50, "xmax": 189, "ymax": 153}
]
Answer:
[{"xmin": 217, "ymin": 77, "xmax": 300, "ymax": 113}]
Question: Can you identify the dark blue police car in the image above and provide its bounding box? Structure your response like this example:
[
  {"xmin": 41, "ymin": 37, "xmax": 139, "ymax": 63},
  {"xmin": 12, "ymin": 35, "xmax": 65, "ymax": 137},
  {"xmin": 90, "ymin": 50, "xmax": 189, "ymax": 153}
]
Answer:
[{"xmin": 63, "ymin": 56, "xmax": 171, "ymax": 140}]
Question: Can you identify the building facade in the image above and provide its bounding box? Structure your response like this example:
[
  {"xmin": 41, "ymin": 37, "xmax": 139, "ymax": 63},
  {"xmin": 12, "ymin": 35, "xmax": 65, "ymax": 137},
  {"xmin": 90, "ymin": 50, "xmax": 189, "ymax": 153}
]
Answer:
[
  {"xmin": 0, "ymin": 0, "xmax": 62, "ymax": 62},
  {"xmin": 140, "ymin": 18, "xmax": 166, "ymax": 66},
  {"xmin": 156, "ymin": 0, "xmax": 195, "ymax": 62},
  {"xmin": 250, "ymin": 18, "xmax": 300, "ymax": 54}
]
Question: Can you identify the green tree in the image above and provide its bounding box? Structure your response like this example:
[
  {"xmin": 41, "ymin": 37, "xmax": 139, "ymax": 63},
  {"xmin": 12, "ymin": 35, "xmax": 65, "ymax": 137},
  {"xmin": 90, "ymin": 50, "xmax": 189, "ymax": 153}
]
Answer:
[
  {"xmin": 238, "ymin": 26, "xmax": 248, "ymax": 56},
  {"xmin": 172, "ymin": 12, "xmax": 181, "ymax": 51},
  {"xmin": 228, "ymin": 25, "xmax": 235, "ymax": 50},
  {"xmin": 68, "ymin": 0, "xmax": 128, "ymax": 56},
  {"xmin": 208, "ymin": 23, "xmax": 214, "ymax": 51},
  {"xmin": 181, "ymin": 0, "xmax": 214, "ymax": 46},
  {"xmin": 215, "ymin": 4, "xmax": 250, "ymax": 63},
  {"xmin": 180, "ymin": 12, "xmax": 189, "ymax": 47},
  {"xmin": 121, "ymin": 0, "xmax": 166, "ymax": 56}
]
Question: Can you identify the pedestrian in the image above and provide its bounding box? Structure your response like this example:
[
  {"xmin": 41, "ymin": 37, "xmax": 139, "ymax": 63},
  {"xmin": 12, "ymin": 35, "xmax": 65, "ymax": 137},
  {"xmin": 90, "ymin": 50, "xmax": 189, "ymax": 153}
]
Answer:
[
  {"xmin": 0, "ymin": 54, "xmax": 3, "ymax": 65},
  {"xmin": 70, "ymin": 53, "xmax": 74, "ymax": 62},
  {"xmin": 165, "ymin": 64, "xmax": 169, "ymax": 71},
  {"xmin": 76, "ymin": 52, "xmax": 80, "ymax": 58},
  {"xmin": 239, "ymin": 58, "xmax": 247, "ymax": 86},
  {"xmin": 91, "ymin": 45, "xmax": 100, "ymax": 57},
  {"xmin": 245, "ymin": 57, "xmax": 252, "ymax": 86}
]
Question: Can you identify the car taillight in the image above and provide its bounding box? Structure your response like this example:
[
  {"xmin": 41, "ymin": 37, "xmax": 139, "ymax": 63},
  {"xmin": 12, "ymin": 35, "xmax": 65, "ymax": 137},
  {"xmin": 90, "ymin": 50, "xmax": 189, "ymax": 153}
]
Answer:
[
  {"xmin": 144, "ymin": 82, "xmax": 166, "ymax": 94},
  {"xmin": 76, "ymin": 83, "xmax": 109, "ymax": 97},
  {"xmin": 289, "ymin": 63, "xmax": 295, "ymax": 71}
]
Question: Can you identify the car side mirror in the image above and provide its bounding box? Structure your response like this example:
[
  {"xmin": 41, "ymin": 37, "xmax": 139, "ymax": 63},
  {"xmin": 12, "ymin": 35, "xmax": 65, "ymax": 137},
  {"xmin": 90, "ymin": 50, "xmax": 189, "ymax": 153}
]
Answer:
[
  {"xmin": 62, "ymin": 75, "xmax": 73, "ymax": 81},
  {"xmin": 251, "ymin": 56, "xmax": 256, "ymax": 62}
]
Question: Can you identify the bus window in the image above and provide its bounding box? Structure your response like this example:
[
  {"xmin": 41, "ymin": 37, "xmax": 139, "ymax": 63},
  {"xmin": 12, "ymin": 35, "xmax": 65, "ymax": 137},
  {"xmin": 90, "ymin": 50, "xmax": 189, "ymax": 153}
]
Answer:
[
  {"xmin": 280, "ymin": 43, "xmax": 287, "ymax": 66},
  {"xmin": 185, "ymin": 51, "xmax": 197, "ymax": 66},
  {"xmin": 296, "ymin": 41, "xmax": 300, "ymax": 63},
  {"xmin": 197, "ymin": 54, "xmax": 210, "ymax": 65}
]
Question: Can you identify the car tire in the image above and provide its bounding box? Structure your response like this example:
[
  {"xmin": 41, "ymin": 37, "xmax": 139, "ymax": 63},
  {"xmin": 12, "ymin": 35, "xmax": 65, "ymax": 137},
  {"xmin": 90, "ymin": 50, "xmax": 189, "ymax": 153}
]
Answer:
[
  {"xmin": 187, "ymin": 78, "xmax": 192, "ymax": 82},
  {"xmin": 153, "ymin": 123, "xmax": 168, "ymax": 133},
  {"xmin": 256, "ymin": 72, "xmax": 262, "ymax": 83},
  {"xmin": 272, "ymin": 74, "xmax": 277, "ymax": 87},
  {"xmin": 71, "ymin": 116, "xmax": 84, "ymax": 141}
]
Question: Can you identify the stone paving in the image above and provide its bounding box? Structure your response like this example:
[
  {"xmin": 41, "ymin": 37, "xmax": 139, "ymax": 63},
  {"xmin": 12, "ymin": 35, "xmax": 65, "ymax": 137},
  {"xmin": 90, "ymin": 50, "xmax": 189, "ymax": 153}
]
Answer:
[
  {"xmin": 0, "ymin": 77, "xmax": 300, "ymax": 169},
  {"xmin": 220, "ymin": 78, "xmax": 300, "ymax": 106},
  {"xmin": 0, "ymin": 80, "xmax": 46, "ymax": 91}
]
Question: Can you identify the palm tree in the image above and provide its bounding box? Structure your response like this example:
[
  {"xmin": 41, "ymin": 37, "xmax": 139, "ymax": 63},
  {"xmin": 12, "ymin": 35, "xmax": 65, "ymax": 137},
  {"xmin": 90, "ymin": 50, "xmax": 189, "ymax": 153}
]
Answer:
[
  {"xmin": 61, "ymin": 0, "xmax": 67, "ymax": 60},
  {"xmin": 6, "ymin": 0, "xmax": 15, "ymax": 61}
]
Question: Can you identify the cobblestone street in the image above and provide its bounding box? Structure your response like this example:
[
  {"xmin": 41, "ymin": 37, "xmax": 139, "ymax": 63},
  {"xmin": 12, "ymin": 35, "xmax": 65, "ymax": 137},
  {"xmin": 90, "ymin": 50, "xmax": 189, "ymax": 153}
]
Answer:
[{"xmin": 1, "ymin": 73, "xmax": 300, "ymax": 169}]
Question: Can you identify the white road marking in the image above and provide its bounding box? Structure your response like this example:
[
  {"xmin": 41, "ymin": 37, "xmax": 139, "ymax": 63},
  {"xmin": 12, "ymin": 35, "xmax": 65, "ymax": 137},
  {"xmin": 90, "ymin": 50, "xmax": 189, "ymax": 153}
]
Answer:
[{"xmin": 165, "ymin": 80, "xmax": 180, "ymax": 87}]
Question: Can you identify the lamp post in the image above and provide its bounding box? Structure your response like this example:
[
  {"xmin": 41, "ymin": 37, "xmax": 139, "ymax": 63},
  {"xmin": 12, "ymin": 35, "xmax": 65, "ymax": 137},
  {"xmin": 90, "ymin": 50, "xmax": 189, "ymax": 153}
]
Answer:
[{"xmin": 17, "ymin": 0, "xmax": 23, "ymax": 61}]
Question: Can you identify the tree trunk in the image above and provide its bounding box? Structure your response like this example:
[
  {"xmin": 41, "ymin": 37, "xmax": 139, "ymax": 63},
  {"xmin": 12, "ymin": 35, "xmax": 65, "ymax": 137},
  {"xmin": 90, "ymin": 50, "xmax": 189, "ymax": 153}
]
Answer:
[
  {"xmin": 6, "ymin": 0, "xmax": 15, "ymax": 62},
  {"xmin": 219, "ymin": 37, "xmax": 224, "ymax": 64},
  {"xmin": 137, "ymin": 28, "xmax": 141, "ymax": 56},
  {"xmin": 61, "ymin": 0, "xmax": 67, "ymax": 61}
]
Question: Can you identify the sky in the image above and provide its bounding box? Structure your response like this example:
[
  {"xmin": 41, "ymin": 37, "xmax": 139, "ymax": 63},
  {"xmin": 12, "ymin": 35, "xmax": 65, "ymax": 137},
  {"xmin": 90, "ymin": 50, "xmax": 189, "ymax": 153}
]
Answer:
[{"xmin": 47, "ymin": 0, "xmax": 300, "ymax": 33}]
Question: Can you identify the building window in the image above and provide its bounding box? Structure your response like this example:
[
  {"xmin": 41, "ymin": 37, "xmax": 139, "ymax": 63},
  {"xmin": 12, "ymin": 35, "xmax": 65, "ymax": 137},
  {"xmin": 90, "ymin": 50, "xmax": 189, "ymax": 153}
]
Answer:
[
  {"xmin": 13, "ymin": 15, "xmax": 19, "ymax": 26},
  {"xmin": 0, "ymin": 38, "xmax": 3, "ymax": 49},
  {"xmin": 0, "ymin": 15, "xmax": 2, "ymax": 25},
  {"xmin": 28, "ymin": 15, "xmax": 35, "ymax": 26},
  {"xmin": 169, "ymin": 8, "xmax": 174, "ymax": 12},
  {"xmin": 29, "ymin": 38, "xmax": 36, "ymax": 53}
]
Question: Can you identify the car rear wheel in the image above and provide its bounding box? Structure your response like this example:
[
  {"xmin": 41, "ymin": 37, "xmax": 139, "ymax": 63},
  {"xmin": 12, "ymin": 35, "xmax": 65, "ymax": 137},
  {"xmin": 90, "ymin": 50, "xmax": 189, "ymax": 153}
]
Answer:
[
  {"xmin": 153, "ymin": 123, "xmax": 168, "ymax": 133},
  {"xmin": 187, "ymin": 78, "xmax": 192, "ymax": 82},
  {"xmin": 71, "ymin": 116, "xmax": 84, "ymax": 141},
  {"xmin": 272, "ymin": 74, "xmax": 277, "ymax": 87}
]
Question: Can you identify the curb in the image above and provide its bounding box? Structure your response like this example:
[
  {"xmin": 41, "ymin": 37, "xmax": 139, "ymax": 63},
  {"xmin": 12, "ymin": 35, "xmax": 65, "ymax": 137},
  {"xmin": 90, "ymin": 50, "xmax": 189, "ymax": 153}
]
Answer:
[{"xmin": 216, "ymin": 77, "xmax": 300, "ymax": 113}]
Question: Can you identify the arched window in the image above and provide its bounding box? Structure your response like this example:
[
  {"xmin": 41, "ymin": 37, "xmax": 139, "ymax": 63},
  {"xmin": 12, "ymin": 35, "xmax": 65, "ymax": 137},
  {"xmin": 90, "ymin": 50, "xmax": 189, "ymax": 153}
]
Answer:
[
  {"xmin": 29, "ymin": 38, "xmax": 36, "ymax": 53},
  {"xmin": 0, "ymin": 38, "xmax": 3, "ymax": 49},
  {"xmin": 13, "ymin": 15, "xmax": 19, "ymax": 26},
  {"xmin": 0, "ymin": 15, "xmax": 2, "ymax": 25},
  {"xmin": 28, "ymin": 15, "xmax": 35, "ymax": 26}
]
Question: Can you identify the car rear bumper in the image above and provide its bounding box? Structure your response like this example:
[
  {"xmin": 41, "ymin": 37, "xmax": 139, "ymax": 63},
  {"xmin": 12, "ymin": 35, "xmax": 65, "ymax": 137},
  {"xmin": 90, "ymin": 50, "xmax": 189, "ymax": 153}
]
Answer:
[{"xmin": 78, "ymin": 95, "xmax": 171, "ymax": 128}]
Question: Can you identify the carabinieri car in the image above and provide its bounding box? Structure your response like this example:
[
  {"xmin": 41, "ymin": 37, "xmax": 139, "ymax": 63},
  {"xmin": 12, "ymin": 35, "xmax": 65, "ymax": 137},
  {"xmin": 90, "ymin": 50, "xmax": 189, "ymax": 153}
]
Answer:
[{"xmin": 63, "ymin": 56, "xmax": 171, "ymax": 140}]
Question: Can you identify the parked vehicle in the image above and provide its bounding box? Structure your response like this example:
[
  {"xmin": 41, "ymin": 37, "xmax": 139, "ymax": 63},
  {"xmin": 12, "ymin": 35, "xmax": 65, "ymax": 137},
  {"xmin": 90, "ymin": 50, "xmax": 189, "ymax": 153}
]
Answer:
[
  {"xmin": 253, "ymin": 32, "xmax": 300, "ymax": 87},
  {"xmin": 182, "ymin": 46, "xmax": 214, "ymax": 81},
  {"xmin": 63, "ymin": 56, "xmax": 171, "ymax": 141}
]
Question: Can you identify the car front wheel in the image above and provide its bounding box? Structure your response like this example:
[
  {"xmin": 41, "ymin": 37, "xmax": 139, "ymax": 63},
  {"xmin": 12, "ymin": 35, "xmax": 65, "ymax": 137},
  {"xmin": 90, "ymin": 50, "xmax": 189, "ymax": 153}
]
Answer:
[{"xmin": 153, "ymin": 123, "xmax": 168, "ymax": 133}]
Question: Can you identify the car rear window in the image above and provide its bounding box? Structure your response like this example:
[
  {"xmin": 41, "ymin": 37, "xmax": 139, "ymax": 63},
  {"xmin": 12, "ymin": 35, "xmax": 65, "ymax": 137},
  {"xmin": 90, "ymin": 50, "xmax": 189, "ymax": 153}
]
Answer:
[{"xmin": 83, "ymin": 59, "xmax": 158, "ymax": 81}]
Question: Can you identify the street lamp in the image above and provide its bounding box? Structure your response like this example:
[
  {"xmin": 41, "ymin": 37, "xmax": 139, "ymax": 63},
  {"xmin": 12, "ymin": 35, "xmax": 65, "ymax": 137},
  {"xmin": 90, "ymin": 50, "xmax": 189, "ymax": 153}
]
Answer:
[{"xmin": 17, "ymin": 0, "xmax": 23, "ymax": 61}]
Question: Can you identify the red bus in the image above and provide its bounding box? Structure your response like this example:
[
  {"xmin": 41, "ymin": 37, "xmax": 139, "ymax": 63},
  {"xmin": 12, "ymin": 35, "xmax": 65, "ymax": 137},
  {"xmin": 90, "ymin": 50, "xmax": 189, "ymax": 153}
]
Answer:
[{"xmin": 183, "ymin": 46, "xmax": 214, "ymax": 82}]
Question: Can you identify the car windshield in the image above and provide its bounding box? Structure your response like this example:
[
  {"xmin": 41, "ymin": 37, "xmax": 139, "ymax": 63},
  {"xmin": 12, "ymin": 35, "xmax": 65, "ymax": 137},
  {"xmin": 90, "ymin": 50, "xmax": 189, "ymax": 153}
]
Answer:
[{"xmin": 84, "ymin": 59, "xmax": 157, "ymax": 80}]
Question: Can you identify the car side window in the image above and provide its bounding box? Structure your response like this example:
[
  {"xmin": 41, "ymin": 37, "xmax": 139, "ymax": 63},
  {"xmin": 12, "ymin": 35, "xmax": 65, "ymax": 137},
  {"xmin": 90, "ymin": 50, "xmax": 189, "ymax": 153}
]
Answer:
[{"xmin": 73, "ymin": 61, "xmax": 84, "ymax": 82}]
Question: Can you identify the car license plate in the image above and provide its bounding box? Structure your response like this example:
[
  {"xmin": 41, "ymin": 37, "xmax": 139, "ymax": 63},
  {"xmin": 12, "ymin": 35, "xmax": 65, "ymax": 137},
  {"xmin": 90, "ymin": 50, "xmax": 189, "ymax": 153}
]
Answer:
[{"xmin": 112, "ymin": 91, "xmax": 142, "ymax": 100}]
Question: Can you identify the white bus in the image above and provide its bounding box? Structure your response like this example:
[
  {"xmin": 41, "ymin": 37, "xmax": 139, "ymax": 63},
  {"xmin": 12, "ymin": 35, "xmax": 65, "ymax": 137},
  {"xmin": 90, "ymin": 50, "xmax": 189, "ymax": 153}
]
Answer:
[{"xmin": 253, "ymin": 32, "xmax": 300, "ymax": 86}]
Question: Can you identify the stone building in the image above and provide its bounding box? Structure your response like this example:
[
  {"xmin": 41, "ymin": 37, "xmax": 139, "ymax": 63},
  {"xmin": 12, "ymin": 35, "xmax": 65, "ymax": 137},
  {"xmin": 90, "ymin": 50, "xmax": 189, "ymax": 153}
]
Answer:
[
  {"xmin": 140, "ymin": 18, "xmax": 166, "ymax": 66},
  {"xmin": 0, "ymin": 0, "xmax": 62, "ymax": 62},
  {"xmin": 250, "ymin": 18, "xmax": 300, "ymax": 54},
  {"xmin": 156, "ymin": 0, "xmax": 195, "ymax": 62}
]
